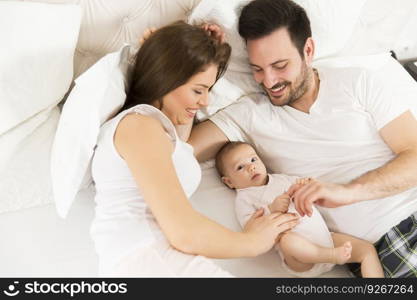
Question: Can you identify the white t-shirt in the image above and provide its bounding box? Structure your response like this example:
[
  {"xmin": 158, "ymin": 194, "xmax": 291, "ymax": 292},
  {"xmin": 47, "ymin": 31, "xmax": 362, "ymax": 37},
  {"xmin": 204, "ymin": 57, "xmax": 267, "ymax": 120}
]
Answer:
[
  {"xmin": 90, "ymin": 104, "xmax": 201, "ymax": 274},
  {"xmin": 211, "ymin": 62, "xmax": 417, "ymax": 243}
]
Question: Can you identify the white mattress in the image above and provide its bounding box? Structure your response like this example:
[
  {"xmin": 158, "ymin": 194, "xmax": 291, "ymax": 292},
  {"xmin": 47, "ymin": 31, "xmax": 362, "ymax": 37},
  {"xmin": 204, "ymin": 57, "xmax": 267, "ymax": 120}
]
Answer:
[
  {"xmin": 0, "ymin": 164, "xmax": 352, "ymax": 277},
  {"xmin": 0, "ymin": 188, "xmax": 97, "ymax": 277}
]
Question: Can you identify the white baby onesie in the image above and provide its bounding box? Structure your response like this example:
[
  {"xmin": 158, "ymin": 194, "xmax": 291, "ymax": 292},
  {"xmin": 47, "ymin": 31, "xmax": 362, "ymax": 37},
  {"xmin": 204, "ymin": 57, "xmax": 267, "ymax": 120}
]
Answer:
[{"xmin": 235, "ymin": 174, "xmax": 334, "ymax": 277}]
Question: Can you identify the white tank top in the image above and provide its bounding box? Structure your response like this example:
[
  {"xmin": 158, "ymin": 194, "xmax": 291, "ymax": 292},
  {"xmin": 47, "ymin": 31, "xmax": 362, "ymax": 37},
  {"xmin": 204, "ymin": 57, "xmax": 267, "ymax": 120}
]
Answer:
[{"xmin": 90, "ymin": 104, "xmax": 201, "ymax": 273}]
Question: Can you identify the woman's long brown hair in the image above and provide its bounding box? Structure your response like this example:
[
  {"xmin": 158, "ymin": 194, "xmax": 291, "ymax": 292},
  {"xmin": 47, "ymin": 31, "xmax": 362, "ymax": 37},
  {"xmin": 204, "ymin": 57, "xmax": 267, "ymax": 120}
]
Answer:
[{"xmin": 121, "ymin": 21, "xmax": 231, "ymax": 112}]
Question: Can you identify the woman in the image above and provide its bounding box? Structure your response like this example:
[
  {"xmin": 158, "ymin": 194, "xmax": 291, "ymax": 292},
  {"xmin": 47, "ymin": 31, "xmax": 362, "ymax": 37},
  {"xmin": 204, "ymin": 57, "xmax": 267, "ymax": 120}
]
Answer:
[{"xmin": 90, "ymin": 21, "xmax": 299, "ymax": 277}]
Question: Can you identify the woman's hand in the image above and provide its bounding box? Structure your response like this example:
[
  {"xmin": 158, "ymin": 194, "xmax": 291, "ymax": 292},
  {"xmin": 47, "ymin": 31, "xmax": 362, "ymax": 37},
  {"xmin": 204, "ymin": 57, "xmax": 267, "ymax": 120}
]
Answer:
[
  {"xmin": 139, "ymin": 24, "xmax": 225, "ymax": 46},
  {"xmin": 201, "ymin": 23, "xmax": 225, "ymax": 43},
  {"xmin": 139, "ymin": 27, "xmax": 157, "ymax": 45},
  {"xmin": 243, "ymin": 208, "xmax": 299, "ymax": 256}
]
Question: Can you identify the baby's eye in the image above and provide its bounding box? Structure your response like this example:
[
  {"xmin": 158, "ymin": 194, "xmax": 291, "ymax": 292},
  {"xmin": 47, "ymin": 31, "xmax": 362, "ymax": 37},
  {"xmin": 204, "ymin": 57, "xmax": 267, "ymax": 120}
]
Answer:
[
  {"xmin": 193, "ymin": 90, "xmax": 202, "ymax": 95},
  {"xmin": 251, "ymin": 157, "xmax": 257, "ymax": 162},
  {"xmin": 237, "ymin": 165, "xmax": 243, "ymax": 171}
]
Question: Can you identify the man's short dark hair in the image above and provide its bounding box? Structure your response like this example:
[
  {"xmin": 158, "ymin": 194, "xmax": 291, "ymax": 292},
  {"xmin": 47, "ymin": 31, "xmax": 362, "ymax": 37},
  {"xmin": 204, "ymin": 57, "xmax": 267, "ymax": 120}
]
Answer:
[{"xmin": 238, "ymin": 0, "xmax": 312, "ymax": 57}]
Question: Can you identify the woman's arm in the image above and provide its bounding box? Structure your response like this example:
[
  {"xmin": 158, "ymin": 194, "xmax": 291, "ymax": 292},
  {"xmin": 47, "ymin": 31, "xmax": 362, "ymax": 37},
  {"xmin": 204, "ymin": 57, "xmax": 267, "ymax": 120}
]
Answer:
[{"xmin": 115, "ymin": 114, "xmax": 299, "ymax": 258}]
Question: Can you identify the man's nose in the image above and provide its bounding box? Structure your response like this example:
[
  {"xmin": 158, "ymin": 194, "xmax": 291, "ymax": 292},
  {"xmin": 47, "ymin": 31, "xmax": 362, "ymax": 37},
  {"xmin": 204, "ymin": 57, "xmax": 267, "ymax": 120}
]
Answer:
[{"xmin": 263, "ymin": 69, "xmax": 278, "ymax": 89}]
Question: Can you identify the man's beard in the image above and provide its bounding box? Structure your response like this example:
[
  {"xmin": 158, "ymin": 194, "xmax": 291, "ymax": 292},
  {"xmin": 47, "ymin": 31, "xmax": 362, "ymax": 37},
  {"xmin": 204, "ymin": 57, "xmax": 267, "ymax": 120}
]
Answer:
[{"xmin": 263, "ymin": 62, "xmax": 312, "ymax": 107}]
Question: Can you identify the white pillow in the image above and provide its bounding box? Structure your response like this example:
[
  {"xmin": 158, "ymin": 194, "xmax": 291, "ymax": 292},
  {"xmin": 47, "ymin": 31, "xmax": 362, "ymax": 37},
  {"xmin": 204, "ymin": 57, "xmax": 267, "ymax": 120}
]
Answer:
[
  {"xmin": 0, "ymin": 1, "xmax": 81, "ymax": 135},
  {"xmin": 0, "ymin": 107, "xmax": 60, "ymax": 213},
  {"xmin": 339, "ymin": 1, "xmax": 417, "ymax": 58},
  {"xmin": 313, "ymin": 52, "xmax": 393, "ymax": 70},
  {"xmin": 188, "ymin": 0, "xmax": 251, "ymax": 74},
  {"xmin": 51, "ymin": 45, "xmax": 133, "ymax": 218},
  {"xmin": 295, "ymin": 0, "xmax": 366, "ymax": 59},
  {"xmin": 196, "ymin": 78, "xmax": 246, "ymax": 121}
]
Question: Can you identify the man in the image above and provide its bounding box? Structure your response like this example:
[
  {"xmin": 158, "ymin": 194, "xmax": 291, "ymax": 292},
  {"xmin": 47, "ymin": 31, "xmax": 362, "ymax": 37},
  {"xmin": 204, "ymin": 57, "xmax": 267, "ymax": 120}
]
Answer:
[{"xmin": 189, "ymin": 0, "xmax": 417, "ymax": 277}]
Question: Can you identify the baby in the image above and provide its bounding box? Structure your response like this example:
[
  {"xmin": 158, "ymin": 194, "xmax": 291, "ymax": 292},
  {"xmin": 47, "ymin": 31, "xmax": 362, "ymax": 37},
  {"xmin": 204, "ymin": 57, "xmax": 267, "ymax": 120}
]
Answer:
[{"xmin": 215, "ymin": 141, "xmax": 384, "ymax": 278}]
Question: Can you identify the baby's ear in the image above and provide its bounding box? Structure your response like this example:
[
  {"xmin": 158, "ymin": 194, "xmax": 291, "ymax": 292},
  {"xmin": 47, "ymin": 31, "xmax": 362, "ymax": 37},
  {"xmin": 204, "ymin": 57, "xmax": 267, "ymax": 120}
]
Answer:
[{"xmin": 221, "ymin": 176, "xmax": 234, "ymax": 189}]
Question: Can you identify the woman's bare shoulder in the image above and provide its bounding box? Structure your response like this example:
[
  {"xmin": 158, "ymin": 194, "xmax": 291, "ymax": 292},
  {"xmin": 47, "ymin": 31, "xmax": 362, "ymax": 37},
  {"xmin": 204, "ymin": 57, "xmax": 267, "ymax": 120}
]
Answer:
[
  {"xmin": 119, "ymin": 112, "xmax": 162, "ymax": 132},
  {"xmin": 114, "ymin": 113, "xmax": 172, "ymax": 159}
]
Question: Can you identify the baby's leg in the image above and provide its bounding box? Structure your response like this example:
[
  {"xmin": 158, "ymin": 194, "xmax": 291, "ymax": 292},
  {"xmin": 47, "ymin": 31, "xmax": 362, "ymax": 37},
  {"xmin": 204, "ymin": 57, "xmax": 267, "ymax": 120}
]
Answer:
[
  {"xmin": 279, "ymin": 232, "xmax": 351, "ymax": 272},
  {"xmin": 331, "ymin": 233, "xmax": 384, "ymax": 278}
]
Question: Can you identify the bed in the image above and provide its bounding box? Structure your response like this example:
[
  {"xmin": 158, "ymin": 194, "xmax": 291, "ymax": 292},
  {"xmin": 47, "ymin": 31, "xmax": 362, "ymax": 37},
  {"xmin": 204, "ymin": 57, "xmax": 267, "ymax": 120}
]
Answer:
[{"xmin": 1, "ymin": 0, "xmax": 416, "ymax": 277}]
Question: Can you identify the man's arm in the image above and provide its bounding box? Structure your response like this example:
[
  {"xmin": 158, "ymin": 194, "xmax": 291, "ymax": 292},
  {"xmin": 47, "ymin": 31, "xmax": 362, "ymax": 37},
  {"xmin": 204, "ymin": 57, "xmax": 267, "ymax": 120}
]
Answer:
[
  {"xmin": 349, "ymin": 110, "xmax": 417, "ymax": 199},
  {"xmin": 188, "ymin": 120, "xmax": 229, "ymax": 162},
  {"xmin": 289, "ymin": 110, "xmax": 417, "ymax": 216}
]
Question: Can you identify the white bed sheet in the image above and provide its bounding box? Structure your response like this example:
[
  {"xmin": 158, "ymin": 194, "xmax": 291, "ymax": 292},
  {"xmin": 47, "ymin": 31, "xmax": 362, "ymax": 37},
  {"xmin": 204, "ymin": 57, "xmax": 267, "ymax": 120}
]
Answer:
[
  {"xmin": 0, "ymin": 188, "xmax": 97, "ymax": 277},
  {"xmin": 0, "ymin": 165, "xmax": 352, "ymax": 278}
]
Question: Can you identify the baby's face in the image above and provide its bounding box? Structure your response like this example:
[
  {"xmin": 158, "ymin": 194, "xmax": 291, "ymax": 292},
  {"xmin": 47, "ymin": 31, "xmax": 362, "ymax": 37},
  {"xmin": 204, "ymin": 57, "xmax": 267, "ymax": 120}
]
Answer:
[{"xmin": 222, "ymin": 144, "xmax": 268, "ymax": 189}]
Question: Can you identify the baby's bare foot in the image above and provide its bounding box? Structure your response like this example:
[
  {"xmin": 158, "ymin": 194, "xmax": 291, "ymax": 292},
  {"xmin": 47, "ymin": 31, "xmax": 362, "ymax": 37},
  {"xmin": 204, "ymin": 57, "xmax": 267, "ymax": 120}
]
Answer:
[{"xmin": 333, "ymin": 242, "xmax": 352, "ymax": 265}]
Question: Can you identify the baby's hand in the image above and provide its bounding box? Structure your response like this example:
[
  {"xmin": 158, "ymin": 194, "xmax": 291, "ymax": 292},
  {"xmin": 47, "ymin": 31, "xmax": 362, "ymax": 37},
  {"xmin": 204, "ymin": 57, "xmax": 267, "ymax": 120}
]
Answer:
[{"xmin": 268, "ymin": 193, "xmax": 291, "ymax": 213}]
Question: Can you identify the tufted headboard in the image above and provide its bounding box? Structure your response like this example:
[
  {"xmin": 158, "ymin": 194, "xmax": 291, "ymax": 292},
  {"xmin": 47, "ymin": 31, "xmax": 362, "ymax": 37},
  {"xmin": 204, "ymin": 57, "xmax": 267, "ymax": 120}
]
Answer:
[
  {"xmin": 24, "ymin": 0, "xmax": 201, "ymax": 78},
  {"xmin": 20, "ymin": 0, "xmax": 417, "ymax": 78}
]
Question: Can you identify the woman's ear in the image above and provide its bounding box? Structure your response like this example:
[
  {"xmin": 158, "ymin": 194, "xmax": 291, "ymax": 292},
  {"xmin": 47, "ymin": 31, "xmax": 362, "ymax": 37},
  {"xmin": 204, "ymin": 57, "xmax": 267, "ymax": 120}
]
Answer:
[
  {"xmin": 221, "ymin": 176, "xmax": 234, "ymax": 189},
  {"xmin": 303, "ymin": 37, "xmax": 315, "ymax": 66}
]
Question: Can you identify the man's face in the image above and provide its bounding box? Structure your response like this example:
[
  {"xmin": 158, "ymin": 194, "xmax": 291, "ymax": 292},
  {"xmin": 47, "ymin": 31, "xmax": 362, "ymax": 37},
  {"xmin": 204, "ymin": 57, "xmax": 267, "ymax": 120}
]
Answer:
[{"xmin": 246, "ymin": 28, "xmax": 312, "ymax": 107}]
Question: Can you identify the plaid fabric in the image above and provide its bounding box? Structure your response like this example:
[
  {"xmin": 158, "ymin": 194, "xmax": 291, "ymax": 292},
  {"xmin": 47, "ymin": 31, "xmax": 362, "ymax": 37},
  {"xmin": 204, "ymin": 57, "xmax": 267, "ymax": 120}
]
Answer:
[{"xmin": 348, "ymin": 211, "xmax": 417, "ymax": 278}]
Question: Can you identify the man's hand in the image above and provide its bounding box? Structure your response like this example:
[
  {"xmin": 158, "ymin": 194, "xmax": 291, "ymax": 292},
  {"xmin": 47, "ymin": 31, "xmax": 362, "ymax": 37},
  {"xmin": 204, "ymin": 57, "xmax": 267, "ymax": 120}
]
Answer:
[
  {"xmin": 268, "ymin": 193, "xmax": 291, "ymax": 213},
  {"xmin": 287, "ymin": 180, "xmax": 358, "ymax": 217}
]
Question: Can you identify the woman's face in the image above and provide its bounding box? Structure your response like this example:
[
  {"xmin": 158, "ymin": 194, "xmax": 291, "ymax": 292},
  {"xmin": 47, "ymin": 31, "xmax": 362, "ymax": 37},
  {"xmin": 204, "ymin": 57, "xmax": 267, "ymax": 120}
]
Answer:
[{"xmin": 159, "ymin": 64, "xmax": 218, "ymax": 125}]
